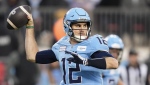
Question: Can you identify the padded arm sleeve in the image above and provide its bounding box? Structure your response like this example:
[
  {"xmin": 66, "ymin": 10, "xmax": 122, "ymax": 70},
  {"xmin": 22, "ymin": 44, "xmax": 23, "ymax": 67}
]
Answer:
[{"xmin": 35, "ymin": 49, "xmax": 58, "ymax": 64}]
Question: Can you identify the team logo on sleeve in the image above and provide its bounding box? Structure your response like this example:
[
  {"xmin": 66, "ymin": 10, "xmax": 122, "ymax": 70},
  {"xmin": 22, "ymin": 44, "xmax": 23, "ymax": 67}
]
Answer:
[
  {"xmin": 59, "ymin": 46, "xmax": 66, "ymax": 52},
  {"xmin": 77, "ymin": 46, "xmax": 87, "ymax": 51}
]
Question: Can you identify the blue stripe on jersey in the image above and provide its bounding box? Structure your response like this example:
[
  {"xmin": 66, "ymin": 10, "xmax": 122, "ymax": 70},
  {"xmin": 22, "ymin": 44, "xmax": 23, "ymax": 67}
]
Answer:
[{"xmin": 91, "ymin": 51, "xmax": 113, "ymax": 58}]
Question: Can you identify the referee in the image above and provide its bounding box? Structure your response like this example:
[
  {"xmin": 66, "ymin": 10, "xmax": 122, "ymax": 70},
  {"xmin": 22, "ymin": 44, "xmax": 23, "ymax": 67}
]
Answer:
[{"xmin": 120, "ymin": 49, "xmax": 149, "ymax": 85}]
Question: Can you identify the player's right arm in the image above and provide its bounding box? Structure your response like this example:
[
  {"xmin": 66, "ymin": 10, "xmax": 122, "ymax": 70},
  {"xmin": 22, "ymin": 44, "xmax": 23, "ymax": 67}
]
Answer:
[
  {"xmin": 25, "ymin": 14, "xmax": 38, "ymax": 62},
  {"xmin": 25, "ymin": 14, "xmax": 57, "ymax": 63},
  {"xmin": 84, "ymin": 51, "xmax": 118, "ymax": 69}
]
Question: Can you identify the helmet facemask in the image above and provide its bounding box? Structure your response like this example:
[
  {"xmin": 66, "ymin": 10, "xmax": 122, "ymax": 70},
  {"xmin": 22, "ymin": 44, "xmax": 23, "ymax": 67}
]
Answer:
[
  {"xmin": 117, "ymin": 49, "xmax": 123, "ymax": 65},
  {"xmin": 109, "ymin": 48, "xmax": 123, "ymax": 64}
]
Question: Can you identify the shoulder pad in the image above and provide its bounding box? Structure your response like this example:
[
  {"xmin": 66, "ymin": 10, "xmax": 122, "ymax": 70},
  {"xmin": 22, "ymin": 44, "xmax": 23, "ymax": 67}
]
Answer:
[
  {"xmin": 88, "ymin": 34, "xmax": 109, "ymax": 55},
  {"xmin": 52, "ymin": 36, "xmax": 69, "ymax": 50}
]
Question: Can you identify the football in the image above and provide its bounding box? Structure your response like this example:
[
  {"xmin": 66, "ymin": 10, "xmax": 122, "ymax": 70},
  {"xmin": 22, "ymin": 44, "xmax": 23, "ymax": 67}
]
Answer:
[{"xmin": 7, "ymin": 5, "xmax": 31, "ymax": 30}]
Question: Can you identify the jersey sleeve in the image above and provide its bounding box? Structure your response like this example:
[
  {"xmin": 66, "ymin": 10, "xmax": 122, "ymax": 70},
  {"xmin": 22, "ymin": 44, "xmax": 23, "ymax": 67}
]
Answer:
[
  {"xmin": 90, "ymin": 35, "xmax": 109, "ymax": 56},
  {"xmin": 51, "ymin": 43, "xmax": 60, "ymax": 60},
  {"xmin": 35, "ymin": 49, "xmax": 58, "ymax": 64}
]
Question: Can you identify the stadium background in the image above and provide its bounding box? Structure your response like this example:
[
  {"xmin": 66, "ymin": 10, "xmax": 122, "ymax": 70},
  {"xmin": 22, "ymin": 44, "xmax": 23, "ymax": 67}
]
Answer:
[{"xmin": 0, "ymin": 0, "xmax": 150, "ymax": 85}]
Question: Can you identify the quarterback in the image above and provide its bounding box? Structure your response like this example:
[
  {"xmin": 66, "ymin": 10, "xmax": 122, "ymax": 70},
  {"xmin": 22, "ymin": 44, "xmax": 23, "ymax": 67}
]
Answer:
[{"xmin": 25, "ymin": 7, "xmax": 118, "ymax": 85}]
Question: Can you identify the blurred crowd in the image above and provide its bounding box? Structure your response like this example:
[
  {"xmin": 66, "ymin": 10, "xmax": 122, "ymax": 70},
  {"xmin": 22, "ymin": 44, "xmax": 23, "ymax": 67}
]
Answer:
[{"xmin": 0, "ymin": 0, "xmax": 150, "ymax": 85}]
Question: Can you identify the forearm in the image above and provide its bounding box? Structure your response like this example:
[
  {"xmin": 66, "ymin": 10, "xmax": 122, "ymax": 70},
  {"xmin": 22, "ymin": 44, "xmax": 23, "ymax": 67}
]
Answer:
[
  {"xmin": 25, "ymin": 28, "xmax": 38, "ymax": 62},
  {"xmin": 88, "ymin": 51, "xmax": 118, "ymax": 69},
  {"xmin": 87, "ymin": 58, "xmax": 106, "ymax": 69},
  {"xmin": 87, "ymin": 57, "xmax": 118, "ymax": 69}
]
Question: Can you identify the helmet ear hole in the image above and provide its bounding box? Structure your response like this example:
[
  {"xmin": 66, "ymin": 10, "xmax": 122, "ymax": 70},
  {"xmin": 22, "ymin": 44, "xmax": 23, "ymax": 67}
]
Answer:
[{"xmin": 68, "ymin": 29, "xmax": 73, "ymax": 36}]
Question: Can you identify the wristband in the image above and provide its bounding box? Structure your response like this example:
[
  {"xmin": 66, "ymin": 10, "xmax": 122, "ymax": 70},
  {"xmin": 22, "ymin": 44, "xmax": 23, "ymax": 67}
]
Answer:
[{"xmin": 26, "ymin": 26, "xmax": 34, "ymax": 29}]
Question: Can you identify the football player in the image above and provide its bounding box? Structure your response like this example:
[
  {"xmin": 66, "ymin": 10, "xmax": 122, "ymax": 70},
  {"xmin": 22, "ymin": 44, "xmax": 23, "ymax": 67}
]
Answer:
[
  {"xmin": 102, "ymin": 34, "xmax": 124, "ymax": 85},
  {"xmin": 25, "ymin": 7, "xmax": 118, "ymax": 85}
]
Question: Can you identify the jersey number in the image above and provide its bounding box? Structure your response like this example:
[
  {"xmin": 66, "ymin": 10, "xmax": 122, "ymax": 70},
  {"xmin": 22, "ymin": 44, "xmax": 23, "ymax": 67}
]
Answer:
[
  {"xmin": 96, "ymin": 37, "xmax": 107, "ymax": 45},
  {"xmin": 61, "ymin": 58, "xmax": 81, "ymax": 84}
]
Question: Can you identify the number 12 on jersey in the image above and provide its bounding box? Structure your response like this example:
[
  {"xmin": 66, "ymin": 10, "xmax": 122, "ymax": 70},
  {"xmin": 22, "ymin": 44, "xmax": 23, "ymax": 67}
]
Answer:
[{"xmin": 61, "ymin": 58, "xmax": 82, "ymax": 84}]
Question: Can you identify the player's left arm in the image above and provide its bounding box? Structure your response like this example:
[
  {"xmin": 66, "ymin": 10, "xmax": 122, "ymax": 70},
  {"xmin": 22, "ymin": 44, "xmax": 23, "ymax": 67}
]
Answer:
[
  {"xmin": 117, "ymin": 79, "xmax": 124, "ymax": 85},
  {"xmin": 88, "ymin": 35, "xmax": 118, "ymax": 69},
  {"xmin": 65, "ymin": 51, "xmax": 118, "ymax": 69},
  {"xmin": 88, "ymin": 51, "xmax": 118, "ymax": 69}
]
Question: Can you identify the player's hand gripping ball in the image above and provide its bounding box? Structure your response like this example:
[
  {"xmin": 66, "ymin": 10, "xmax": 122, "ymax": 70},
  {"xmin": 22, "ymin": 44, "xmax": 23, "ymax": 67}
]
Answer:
[{"xmin": 7, "ymin": 5, "xmax": 31, "ymax": 30}]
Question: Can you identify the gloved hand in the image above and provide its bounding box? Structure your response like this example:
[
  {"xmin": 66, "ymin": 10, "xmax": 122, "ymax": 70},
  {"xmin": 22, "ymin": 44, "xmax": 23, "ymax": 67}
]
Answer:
[{"xmin": 65, "ymin": 50, "xmax": 88, "ymax": 65}]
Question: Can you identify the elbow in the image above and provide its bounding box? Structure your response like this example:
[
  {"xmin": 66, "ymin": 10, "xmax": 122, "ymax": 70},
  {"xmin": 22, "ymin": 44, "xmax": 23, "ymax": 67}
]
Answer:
[
  {"xmin": 26, "ymin": 52, "xmax": 37, "ymax": 63},
  {"xmin": 27, "ymin": 56, "xmax": 35, "ymax": 63}
]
